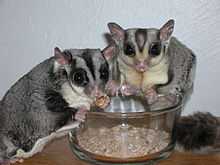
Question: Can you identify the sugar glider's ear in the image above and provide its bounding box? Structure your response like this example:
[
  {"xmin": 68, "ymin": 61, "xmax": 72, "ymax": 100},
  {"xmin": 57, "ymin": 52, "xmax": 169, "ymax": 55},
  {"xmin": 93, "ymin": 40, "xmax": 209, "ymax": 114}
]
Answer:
[
  {"xmin": 53, "ymin": 47, "xmax": 72, "ymax": 74},
  {"xmin": 159, "ymin": 19, "xmax": 175, "ymax": 41},
  {"xmin": 54, "ymin": 47, "xmax": 72, "ymax": 65},
  {"xmin": 102, "ymin": 45, "xmax": 116, "ymax": 61},
  {"xmin": 108, "ymin": 22, "xmax": 124, "ymax": 41}
]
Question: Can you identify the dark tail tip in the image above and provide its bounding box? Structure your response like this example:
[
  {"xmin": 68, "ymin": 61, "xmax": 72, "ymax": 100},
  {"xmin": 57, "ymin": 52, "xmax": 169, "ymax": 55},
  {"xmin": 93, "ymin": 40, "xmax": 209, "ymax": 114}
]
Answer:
[{"xmin": 176, "ymin": 112, "xmax": 220, "ymax": 152}]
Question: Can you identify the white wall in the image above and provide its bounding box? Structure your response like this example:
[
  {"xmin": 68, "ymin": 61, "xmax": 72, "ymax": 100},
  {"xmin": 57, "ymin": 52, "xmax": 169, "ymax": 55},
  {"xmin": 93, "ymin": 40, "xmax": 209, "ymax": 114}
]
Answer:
[{"xmin": 0, "ymin": 0, "xmax": 220, "ymax": 115}]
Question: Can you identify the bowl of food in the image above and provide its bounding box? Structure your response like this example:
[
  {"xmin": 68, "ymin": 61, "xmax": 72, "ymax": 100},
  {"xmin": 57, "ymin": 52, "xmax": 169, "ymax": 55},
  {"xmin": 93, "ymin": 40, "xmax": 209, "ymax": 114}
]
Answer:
[{"xmin": 69, "ymin": 94, "xmax": 183, "ymax": 165}]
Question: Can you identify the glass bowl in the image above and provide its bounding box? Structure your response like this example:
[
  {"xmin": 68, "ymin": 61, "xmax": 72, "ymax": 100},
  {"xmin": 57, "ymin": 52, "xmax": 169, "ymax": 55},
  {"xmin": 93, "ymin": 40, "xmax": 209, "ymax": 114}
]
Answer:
[{"xmin": 69, "ymin": 94, "xmax": 183, "ymax": 165}]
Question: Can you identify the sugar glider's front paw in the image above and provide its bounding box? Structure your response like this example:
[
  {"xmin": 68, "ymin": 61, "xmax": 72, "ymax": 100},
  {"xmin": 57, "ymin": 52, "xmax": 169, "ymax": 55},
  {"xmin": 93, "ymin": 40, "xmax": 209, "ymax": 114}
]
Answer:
[
  {"xmin": 120, "ymin": 83, "xmax": 139, "ymax": 96},
  {"xmin": 105, "ymin": 80, "xmax": 120, "ymax": 96},
  {"xmin": 144, "ymin": 88, "xmax": 158, "ymax": 104},
  {"xmin": 74, "ymin": 106, "xmax": 89, "ymax": 122}
]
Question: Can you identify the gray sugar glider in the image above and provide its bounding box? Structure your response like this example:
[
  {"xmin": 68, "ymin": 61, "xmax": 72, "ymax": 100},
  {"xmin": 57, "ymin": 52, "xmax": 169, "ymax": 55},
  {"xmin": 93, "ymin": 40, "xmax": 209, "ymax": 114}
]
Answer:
[{"xmin": 0, "ymin": 47, "xmax": 110, "ymax": 164}]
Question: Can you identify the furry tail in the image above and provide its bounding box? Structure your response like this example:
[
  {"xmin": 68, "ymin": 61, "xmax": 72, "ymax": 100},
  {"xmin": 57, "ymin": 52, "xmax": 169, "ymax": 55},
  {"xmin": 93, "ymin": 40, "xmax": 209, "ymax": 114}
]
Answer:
[{"xmin": 176, "ymin": 112, "xmax": 220, "ymax": 154}]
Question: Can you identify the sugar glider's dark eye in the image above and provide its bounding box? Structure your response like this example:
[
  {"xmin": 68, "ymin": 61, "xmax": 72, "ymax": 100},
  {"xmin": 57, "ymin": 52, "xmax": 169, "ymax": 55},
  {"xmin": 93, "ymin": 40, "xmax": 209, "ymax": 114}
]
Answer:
[
  {"xmin": 149, "ymin": 42, "xmax": 162, "ymax": 57},
  {"xmin": 99, "ymin": 63, "xmax": 109, "ymax": 82},
  {"xmin": 124, "ymin": 43, "xmax": 135, "ymax": 57},
  {"xmin": 73, "ymin": 68, "xmax": 89, "ymax": 86}
]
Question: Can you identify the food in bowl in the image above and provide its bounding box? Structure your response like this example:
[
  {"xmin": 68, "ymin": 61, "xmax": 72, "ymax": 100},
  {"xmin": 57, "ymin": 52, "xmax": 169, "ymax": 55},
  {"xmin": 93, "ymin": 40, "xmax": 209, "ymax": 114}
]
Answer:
[
  {"xmin": 95, "ymin": 95, "xmax": 110, "ymax": 109},
  {"xmin": 76, "ymin": 124, "xmax": 169, "ymax": 158}
]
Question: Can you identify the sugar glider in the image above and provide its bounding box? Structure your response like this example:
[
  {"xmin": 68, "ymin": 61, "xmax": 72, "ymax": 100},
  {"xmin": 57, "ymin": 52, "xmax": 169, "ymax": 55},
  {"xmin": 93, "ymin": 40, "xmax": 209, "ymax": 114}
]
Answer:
[
  {"xmin": 104, "ymin": 19, "xmax": 196, "ymax": 104},
  {"xmin": 0, "ymin": 47, "xmax": 110, "ymax": 164},
  {"xmin": 103, "ymin": 20, "xmax": 220, "ymax": 153}
]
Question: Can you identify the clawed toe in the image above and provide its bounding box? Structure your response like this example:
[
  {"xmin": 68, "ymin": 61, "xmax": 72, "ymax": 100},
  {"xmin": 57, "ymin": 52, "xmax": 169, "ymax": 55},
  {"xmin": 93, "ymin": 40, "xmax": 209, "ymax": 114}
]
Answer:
[
  {"xmin": 144, "ymin": 88, "xmax": 158, "ymax": 104},
  {"xmin": 120, "ymin": 84, "xmax": 138, "ymax": 96},
  {"xmin": 105, "ymin": 80, "xmax": 120, "ymax": 96}
]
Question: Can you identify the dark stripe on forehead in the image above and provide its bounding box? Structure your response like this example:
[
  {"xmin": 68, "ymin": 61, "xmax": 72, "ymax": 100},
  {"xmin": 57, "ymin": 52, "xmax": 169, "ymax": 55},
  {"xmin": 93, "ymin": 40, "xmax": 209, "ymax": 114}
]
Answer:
[
  {"xmin": 81, "ymin": 50, "xmax": 96, "ymax": 80},
  {"xmin": 63, "ymin": 50, "xmax": 73, "ymax": 62},
  {"xmin": 63, "ymin": 50, "xmax": 72, "ymax": 58},
  {"xmin": 135, "ymin": 29, "xmax": 147, "ymax": 52}
]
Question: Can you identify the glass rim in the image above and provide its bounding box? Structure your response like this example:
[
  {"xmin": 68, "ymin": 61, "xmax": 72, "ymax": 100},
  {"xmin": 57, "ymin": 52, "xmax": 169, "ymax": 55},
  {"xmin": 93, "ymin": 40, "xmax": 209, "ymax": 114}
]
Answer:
[{"xmin": 88, "ymin": 94, "xmax": 183, "ymax": 118}]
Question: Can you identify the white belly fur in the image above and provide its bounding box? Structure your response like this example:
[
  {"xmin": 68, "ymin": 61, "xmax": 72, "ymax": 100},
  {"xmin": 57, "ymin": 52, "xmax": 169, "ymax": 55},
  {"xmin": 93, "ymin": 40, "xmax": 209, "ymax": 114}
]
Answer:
[{"xmin": 142, "ymin": 59, "xmax": 169, "ymax": 90}]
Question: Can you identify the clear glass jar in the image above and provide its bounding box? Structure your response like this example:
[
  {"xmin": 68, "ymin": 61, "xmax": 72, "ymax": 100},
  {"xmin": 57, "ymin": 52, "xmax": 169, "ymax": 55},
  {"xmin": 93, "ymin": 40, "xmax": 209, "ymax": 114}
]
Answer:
[{"xmin": 69, "ymin": 94, "xmax": 183, "ymax": 165}]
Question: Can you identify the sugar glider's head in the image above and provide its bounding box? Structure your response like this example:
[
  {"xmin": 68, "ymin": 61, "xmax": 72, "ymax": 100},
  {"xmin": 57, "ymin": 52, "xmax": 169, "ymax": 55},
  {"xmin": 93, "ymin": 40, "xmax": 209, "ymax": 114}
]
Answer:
[
  {"xmin": 106, "ymin": 19, "xmax": 174, "ymax": 72},
  {"xmin": 53, "ymin": 47, "xmax": 109, "ymax": 100}
]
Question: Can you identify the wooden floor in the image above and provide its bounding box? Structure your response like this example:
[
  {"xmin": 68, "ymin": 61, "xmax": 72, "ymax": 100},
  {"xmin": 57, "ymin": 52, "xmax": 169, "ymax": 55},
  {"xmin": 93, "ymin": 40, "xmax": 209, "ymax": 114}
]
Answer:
[{"xmin": 16, "ymin": 137, "xmax": 220, "ymax": 165}]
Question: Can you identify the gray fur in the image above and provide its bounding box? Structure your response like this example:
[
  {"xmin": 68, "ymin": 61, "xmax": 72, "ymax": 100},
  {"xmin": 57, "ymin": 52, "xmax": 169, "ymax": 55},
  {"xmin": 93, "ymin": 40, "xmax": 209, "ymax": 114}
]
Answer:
[
  {"xmin": 0, "ymin": 48, "xmax": 109, "ymax": 162},
  {"xmin": 157, "ymin": 37, "xmax": 196, "ymax": 99},
  {"xmin": 0, "ymin": 58, "xmax": 64, "ymax": 160}
]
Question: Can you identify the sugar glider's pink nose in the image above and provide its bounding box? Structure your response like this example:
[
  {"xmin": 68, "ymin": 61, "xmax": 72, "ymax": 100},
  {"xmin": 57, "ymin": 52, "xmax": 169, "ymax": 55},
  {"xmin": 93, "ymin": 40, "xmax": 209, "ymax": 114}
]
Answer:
[
  {"xmin": 91, "ymin": 85, "xmax": 104, "ymax": 98},
  {"xmin": 135, "ymin": 61, "xmax": 148, "ymax": 72}
]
